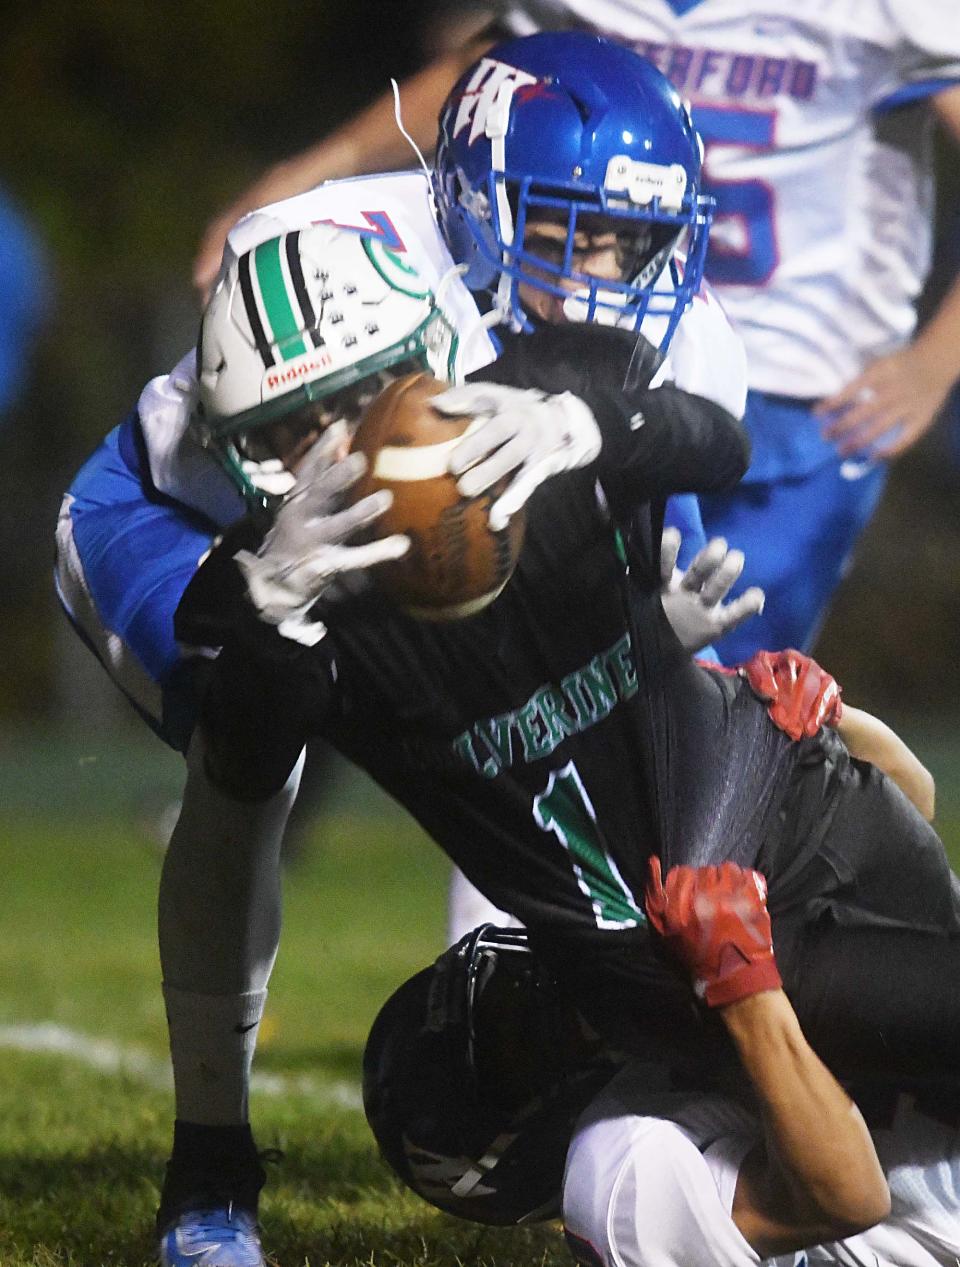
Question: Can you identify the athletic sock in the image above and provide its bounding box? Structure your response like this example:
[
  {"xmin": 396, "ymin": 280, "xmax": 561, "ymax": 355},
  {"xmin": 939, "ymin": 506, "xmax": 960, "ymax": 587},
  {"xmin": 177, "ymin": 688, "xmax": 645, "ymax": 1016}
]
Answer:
[
  {"xmin": 157, "ymin": 1120, "xmax": 266, "ymax": 1229},
  {"xmin": 162, "ymin": 985, "xmax": 267, "ymax": 1125}
]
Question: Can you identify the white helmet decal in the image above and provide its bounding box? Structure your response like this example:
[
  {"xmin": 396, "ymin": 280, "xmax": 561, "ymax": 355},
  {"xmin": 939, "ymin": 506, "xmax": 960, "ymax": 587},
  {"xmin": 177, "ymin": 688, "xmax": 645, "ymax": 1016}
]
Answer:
[{"xmin": 452, "ymin": 57, "xmax": 538, "ymax": 147}]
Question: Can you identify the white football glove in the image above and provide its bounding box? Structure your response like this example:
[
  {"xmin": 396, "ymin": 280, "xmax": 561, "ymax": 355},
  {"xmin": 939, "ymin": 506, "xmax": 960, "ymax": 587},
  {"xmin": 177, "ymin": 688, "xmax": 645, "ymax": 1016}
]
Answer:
[
  {"xmin": 659, "ymin": 528, "xmax": 765, "ymax": 654},
  {"xmin": 433, "ymin": 382, "xmax": 602, "ymax": 531},
  {"xmin": 235, "ymin": 427, "xmax": 409, "ymax": 645}
]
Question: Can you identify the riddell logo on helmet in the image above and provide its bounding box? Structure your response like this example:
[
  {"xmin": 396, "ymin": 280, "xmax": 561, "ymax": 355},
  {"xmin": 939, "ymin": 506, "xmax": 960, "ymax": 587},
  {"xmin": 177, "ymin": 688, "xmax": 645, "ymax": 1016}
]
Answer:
[
  {"xmin": 453, "ymin": 58, "xmax": 537, "ymax": 146},
  {"xmin": 605, "ymin": 156, "xmax": 687, "ymax": 211},
  {"xmin": 263, "ymin": 352, "xmax": 333, "ymax": 394}
]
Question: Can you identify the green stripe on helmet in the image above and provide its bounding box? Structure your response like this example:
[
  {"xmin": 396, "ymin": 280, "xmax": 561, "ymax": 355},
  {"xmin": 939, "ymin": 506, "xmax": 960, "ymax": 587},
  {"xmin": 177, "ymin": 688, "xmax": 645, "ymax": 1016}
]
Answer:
[
  {"xmin": 362, "ymin": 237, "xmax": 430, "ymax": 299},
  {"xmin": 253, "ymin": 237, "xmax": 307, "ymax": 361}
]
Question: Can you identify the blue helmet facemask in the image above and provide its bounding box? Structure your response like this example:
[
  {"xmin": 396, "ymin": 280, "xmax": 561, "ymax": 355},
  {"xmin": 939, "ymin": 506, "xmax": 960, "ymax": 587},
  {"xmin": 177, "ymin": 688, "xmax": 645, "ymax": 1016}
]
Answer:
[{"xmin": 434, "ymin": 33, "xmax": 714, "ymax": 353}]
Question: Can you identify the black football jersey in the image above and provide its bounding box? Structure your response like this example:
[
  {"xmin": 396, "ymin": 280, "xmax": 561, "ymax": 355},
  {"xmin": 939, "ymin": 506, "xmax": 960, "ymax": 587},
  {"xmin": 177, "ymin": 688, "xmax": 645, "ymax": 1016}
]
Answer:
[
  {"xmin": 182, "ymin": 325, "xmax": 960, "ymax": 1070},
  {"xmin": 189, "ymin": 325, "xmax": 776, "ymax": 957}
]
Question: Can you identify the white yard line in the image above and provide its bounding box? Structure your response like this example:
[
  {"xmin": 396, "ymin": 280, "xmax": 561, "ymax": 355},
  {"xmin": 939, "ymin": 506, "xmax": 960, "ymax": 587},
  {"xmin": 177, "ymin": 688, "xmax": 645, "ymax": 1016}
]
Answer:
[{"xmin": 0, "ymin": 1022, "xmax": 362, "ymax": 1109}]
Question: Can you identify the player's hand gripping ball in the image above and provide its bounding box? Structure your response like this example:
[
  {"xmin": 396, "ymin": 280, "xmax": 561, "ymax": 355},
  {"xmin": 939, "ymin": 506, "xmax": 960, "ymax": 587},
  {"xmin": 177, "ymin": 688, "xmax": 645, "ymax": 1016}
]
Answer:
[{"xmin": 349, "ymin": 373, "xmax": 526, "ymax": 620}]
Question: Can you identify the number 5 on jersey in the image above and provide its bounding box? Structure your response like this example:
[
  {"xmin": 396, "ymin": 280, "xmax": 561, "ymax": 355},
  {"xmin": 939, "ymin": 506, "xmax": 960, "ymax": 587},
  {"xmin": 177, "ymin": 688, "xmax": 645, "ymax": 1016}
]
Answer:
[{"xmin": 696, "ymin": 105, "xmax": 779, "ymax": 287}]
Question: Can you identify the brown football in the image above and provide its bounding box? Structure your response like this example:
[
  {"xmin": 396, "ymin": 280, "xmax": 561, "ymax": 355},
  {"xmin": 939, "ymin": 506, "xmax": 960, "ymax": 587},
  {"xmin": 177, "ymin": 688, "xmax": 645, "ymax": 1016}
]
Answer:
[{"xmin": 348, "ymin": 372, "xmax": 526, "ymax": 621}]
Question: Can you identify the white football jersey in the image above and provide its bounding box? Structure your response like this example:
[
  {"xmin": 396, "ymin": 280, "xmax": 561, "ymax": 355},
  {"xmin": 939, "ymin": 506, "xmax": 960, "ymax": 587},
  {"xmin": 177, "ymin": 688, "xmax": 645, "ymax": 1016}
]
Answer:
[
  {"xmin": 136, "ymin": 170, "xmax": 746, "ymax": 523},
  {"xmin": 564, "ymin": 1063, "xmax": 762, "ymax": 1267},
  {"xmin": 808, "ymin": 1095, "xmax": 960, "ymax": 1267},
  {"xmin": 494, "ymin": 0, "xmax": 960, "ymax": 397},
  {"xmin": 564, "ymin": 1060, "xmax": 960, "ymax": 1267},
  {"xmin": 648, "ymin": 273, "xmax": 748, "ymax": 420}
]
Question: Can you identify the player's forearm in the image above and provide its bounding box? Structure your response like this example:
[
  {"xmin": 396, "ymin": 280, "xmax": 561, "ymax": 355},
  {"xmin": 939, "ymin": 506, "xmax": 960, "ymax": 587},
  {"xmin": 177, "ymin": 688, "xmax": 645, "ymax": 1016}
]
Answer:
[
  {"xmin": 598, "ymin": 385, "xmax": 750, "ymax": 499},
  {"xmin": 200, "ymin": 632, "xmax": 318, "ymax": 802},
  {"xmin": 175, "ymin": 520, "xmax": 263, "ymax": 649},
  {"xmin": 253, "ymin": 38, "xmax": 495, "ymax": 194},
  {"xmin": 722, "ymin": 992, "xmax": 890, "ymax": 1250},
  {"xmin": 194, "ymin": 33, "xmax": 499, "ymax": 294},
  {"xmin": 835, "ymin": 705, "xmax": 935, "ymax": 821},
  {"xmin": 271, "ymin": 65, "xmax": 444, "ymax": 185},
  {"xmin": 909, "ymin": 270, "xmax": 960, "ymax": 397},
  {"xmin": 181, "ymin": 532, "xmax": 322, "ymax": 805},
  {"xmin": 468, "ymin": 326, "xmax": 749, "ymax": 517}
]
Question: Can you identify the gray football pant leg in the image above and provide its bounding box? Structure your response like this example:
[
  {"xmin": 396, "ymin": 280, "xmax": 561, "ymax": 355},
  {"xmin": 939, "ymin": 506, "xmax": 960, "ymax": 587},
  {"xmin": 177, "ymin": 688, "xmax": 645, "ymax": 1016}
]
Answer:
[{"xmin": 159, "ymin": 729, "xmax": 304, "ymax": 995}]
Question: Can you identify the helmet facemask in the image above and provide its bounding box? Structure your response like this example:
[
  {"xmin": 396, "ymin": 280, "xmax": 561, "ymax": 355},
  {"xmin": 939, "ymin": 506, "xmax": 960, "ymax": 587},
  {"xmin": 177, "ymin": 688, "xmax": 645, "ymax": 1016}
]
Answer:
[
  {"xmin": 469, "ymin": 130, "xmax": 711, "ymax": 344},
  {"xmin": 499, "ymin": 191, "xmax": 695, "ymax": 331}
]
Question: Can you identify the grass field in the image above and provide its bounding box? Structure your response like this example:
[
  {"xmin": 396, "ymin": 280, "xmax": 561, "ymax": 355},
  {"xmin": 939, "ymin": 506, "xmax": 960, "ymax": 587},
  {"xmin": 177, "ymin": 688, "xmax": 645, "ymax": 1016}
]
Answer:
[{"xmin": 0, "ymin": 724, "xmax": 958, "ymax": 1266}]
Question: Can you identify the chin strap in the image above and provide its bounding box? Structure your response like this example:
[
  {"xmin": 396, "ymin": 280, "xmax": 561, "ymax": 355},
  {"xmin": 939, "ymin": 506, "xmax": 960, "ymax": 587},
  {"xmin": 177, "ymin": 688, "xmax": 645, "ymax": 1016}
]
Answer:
[
  {"xmin": 484, "ymin": 77, "xmax": 527, "ymax": 333},
  {"xmin": 391, "ymin": 77, "xmax": 432, "ymax": 183}
]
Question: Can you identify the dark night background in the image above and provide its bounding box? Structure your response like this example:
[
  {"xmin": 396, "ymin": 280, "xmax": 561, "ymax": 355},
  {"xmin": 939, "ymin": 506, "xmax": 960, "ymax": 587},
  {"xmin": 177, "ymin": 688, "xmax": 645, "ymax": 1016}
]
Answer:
[{"xmin": 0, "ymin": 0, "xmax": 957, "ymax": 729}]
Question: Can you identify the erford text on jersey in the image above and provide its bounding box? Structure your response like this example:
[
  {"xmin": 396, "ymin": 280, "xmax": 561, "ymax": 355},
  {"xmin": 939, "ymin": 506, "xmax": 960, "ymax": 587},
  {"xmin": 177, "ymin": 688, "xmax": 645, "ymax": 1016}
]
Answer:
[{"xmin": 625, "ymin": 38, "xmax": 817, "ymax": 101}]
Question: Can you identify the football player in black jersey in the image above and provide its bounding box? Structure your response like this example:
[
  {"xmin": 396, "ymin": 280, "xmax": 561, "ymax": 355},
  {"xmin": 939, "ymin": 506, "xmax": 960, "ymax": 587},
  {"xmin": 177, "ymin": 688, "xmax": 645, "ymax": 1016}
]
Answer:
[
  {"xmin": 168, "ymin": 285, "xmax": 960, "ymax": 1267},
  {"xmin": 151, "ymin": 39, "xmax": 770, "ymax": 1264},
  {"xmin": 185, "ymin": 319, "xmax": 960, "ymax": 1087},
  {"xmin": 154, "ymin": 36, "xmax": 960, "ymax": 1266},
  {"xmin": 171, "ymin": 262, "xmax": 960, "ymax": 1253}
]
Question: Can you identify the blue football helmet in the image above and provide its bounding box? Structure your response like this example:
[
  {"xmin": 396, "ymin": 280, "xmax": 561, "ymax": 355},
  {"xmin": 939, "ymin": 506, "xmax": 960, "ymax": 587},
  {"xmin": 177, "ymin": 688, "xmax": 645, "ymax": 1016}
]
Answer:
[
  {"xmin": 362, "ymin": 926, "xmax": 620, "ymax": 1226},
  {"xmin": 433, "ymin": 33, "xmax": 712, "ymax": 350}
]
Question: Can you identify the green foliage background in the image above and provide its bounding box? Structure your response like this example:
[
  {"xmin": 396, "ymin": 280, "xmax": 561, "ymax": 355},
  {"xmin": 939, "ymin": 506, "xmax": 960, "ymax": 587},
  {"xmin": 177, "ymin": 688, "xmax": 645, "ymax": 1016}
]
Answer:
[{"xmin": 0, "ymin": 1, "xmax": 426, "ymax": 442}]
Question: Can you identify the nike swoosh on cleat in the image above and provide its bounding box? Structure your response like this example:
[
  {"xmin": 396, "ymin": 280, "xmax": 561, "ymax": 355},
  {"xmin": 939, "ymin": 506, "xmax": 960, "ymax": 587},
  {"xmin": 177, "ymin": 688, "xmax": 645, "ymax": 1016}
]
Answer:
[
  {"xmin": 234, "ymin": 1021, "xmax": 258, "ymax": 1034},
  {"xmin": 171, "ymin": 1229, "xmax": 221, "ymax": 1259}
]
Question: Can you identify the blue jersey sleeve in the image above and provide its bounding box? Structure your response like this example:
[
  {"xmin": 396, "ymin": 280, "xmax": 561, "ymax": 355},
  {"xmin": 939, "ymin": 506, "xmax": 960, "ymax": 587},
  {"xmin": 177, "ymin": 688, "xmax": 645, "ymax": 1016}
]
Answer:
[
  {"xmin": 664, "ymin": 493, "xmax": 707, "ymax": 570},
  {"xmin": 56, "ymin": 416, "xmax": 217, "ymax": 751}
]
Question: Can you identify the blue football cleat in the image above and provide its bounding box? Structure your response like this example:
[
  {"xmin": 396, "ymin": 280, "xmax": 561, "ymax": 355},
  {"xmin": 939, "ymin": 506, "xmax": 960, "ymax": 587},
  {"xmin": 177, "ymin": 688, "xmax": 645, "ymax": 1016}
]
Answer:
[{"xmin": 159, "ymin": 1205, "xmax": 265, "ymax": 1267}]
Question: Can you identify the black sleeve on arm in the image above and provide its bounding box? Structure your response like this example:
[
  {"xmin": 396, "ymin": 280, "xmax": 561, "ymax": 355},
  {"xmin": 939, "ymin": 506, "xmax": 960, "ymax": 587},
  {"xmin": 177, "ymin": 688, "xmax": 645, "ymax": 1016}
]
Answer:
[
  {"xmin": 594, "ymin": 381, "xmax": 750, "ymax": 506},
  {"xmin": 174, "ymin": 519, "xmax": 333, "ymax": 803},
  {"xmin": 197, "ymin": 631, "xmax": 319, "ymax": 802},
  {"xmin": 473, "ymin": 323, "xmax": 750, "ymax": 518},
  {"xmin": 174, "ymin": 517, "xmax": 265, "ymax": 650}
]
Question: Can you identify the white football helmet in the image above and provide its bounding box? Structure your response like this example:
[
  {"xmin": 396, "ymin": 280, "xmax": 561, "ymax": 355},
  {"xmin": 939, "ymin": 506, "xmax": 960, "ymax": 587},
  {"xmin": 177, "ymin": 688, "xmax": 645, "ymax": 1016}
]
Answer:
[{"xmin": 195, "ymin": 223, "xmax": 459, "ymax": 506}]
